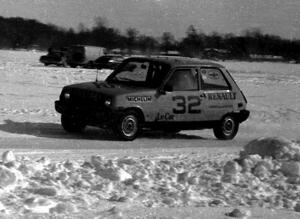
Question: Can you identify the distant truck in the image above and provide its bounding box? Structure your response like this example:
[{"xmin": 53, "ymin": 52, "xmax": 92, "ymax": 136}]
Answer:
[
  {"xmin": 39, "ymin": 47, "xmax": 68, "ymax": 66},
  {"xmin": 66, "ymin": 45, "xmax": 106, "ymax": 68}
]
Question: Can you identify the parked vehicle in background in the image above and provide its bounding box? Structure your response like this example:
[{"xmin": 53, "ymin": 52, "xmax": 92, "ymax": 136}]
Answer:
[
  {"xmin": 159, "ymin": 50, "xmax": 182, "ymax": 56},
  {"xmin": 66, "ymin": 45, "xmax": 106, "ymax": 68},
  {"xmin": 84, "ymin": 55, "xmax": 125, "ymax": 69},
  {"xmin": 55, "ymin": 56, "xmax": 249, "ymax": 141},
  {"xmin": 39, "ymin": 47, "xmax": 68, "ymax": 66},
  {"xmin": 203, "ymin": 48, "xmax": 230, "ymax": 61}
]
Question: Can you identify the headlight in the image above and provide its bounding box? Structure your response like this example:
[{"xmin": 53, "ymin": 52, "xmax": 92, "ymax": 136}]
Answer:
[
  {"xmin": 64, "ymin": 92, "xmax": 70, "ymax": 99},
  {"xmin": 104, "ymin": 99, "xmax": 112, "ymax": 106}
]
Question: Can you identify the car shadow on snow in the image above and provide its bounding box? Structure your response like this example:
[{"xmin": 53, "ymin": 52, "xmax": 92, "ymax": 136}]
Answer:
[
  {"xmin": 140, "ymin": 131, "xmax": 206, "ymax": 140},
  {"xmin": 0, "ymin": 119, "xmax": 206, "ymax": 141},
  {"xmin": 0, "ymin": 119, "xmax": 117, "ymax": 140}
]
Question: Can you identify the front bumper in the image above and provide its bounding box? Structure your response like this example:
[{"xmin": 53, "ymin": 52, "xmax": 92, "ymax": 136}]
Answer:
[
  {"xmin": 55, "ymin": 100, "xmax": 117, "ymax": 126},
  {"xmin": 55, "ymin": 100, "xmax": 67, "ymax": 114}
]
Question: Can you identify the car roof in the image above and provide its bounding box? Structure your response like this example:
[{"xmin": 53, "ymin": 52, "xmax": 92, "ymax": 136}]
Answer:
[
  {"xmin": 124, "ymin": 56, "xmax": 224, "ymax": 68},
  {"xmin": 97, "ymin": 55, "xmax": 122, "ymax": 58}
]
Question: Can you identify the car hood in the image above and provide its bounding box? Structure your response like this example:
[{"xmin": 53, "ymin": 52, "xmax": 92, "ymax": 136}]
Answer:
[{"xmin": 64, "ymin": 81, "xmax": 154, "ymax": 96}]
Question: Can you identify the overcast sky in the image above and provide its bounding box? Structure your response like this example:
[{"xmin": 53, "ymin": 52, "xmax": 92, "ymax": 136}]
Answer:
[{"xmin": 0, "ymin": 0, "xmax": 299, "ymax": 39}]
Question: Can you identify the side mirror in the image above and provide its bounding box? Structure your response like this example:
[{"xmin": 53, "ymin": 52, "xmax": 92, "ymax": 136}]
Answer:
[
  {"xmin": 164, "ymin": 84, "xmax": 173, "ymax": 92},
  {"xmin": 158, "ymin": 89, "xmax": 166, "ymax": 95},
  {"xmin": 157, "ymin": 84, "xmax": 173, "ymax": 96}
]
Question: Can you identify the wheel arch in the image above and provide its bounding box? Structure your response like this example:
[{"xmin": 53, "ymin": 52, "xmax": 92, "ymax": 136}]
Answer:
[
  {"xmin": 219, "ymin": 112, "xmax": 235, "ymax": 122},
  {"xmin": 220, "ymin": 110, "xmax": 249, "ymax": 124},
  {"xmin": 121, "ymin": 107, "xmax": 145, "ymax": 123}
]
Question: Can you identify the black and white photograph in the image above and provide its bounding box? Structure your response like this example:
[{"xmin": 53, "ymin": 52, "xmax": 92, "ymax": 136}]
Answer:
[{"xmin": 0, "ymin": 0, "xmax": 299, "ymax": 218}]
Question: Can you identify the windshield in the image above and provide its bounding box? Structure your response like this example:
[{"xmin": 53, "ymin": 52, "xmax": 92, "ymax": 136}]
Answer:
[{"xmin": 106, "ymin": 60, "xmax": 170, "ymax": 88}]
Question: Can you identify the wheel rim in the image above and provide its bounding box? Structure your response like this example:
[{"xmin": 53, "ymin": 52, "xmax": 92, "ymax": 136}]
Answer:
[
  {"xmin": 222, "ymin": 117, "xmax": 235, "ymax": 136},
  {"xmin": 121, "ymin": 115, "xmax": 138, "ymax": 137}
]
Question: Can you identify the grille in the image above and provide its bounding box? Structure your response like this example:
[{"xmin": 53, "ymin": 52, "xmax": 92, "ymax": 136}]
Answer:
[{"xmin": 67, "ymin": 88, "xmax": 104, "ymax": 106}]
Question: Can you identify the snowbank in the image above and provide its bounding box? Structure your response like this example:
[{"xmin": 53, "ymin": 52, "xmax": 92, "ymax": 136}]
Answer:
[
  {"xmin": 241, "ymin": 137, "xmax": 300, "ymax": 159},
  {"xmin": 0, "ymin": 137, "xmax": 299, "ymax": 217}
]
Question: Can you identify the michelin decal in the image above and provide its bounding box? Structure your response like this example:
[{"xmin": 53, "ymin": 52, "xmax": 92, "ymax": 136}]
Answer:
[{"xmin": 127, "ymin": 96, "xmax": 152, "ymax": 102}]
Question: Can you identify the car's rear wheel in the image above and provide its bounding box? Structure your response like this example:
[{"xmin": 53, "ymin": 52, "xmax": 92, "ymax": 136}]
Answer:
[
  {"xmin": 61, "ymin": 114, "xmax": 86, "ymax": 133},
  {"xmin": 114, "ymin": 111, "xmax": 140, "ymax": 141},
  {"xmin": 213, "ymin": 115, "xmax": 239, "ymax": 140}
]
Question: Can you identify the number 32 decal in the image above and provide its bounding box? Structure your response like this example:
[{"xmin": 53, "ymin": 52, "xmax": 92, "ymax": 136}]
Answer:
[{"xmin": 172, "ymin": 96, "xmax": 201, "ymax": 114}]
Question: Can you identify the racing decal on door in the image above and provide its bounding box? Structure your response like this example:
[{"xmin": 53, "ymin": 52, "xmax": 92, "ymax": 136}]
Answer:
[
  {"xmin": 155, "ymin": 112, "xmax": 175, "ymax": 121},
  {"xmin": 172, "ymin": 96, "xmax": 201, "ymax": 114}
]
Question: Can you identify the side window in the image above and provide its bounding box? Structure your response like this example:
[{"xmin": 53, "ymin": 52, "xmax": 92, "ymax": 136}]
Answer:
[
  {"xmin": 200, "ymin": 68, "xmax": 230, "ymax": 90},
  {"xmin": 165, "ymin": 69, "xmax": 198, "ymax": 91}
]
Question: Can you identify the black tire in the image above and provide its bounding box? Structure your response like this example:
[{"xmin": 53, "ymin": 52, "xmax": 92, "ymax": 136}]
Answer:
[
  {"xmin": 213, "ymin": 115, "xmax": 239, "ymax": 140},
  {"xmin": 114, "ymin": 111, "xmax": 140, "ymax": 141},
  {"xmin": 61, "ymin": 114, "xmax": 85, "ymax": 133}
]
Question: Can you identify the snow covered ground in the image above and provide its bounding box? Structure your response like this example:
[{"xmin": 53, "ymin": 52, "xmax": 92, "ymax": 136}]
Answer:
[
  {"xmin": 0, "ymin": 50, "xmax": 299, "ymax": 140},
  {"xmin": 0, "ymin": 50, "xmax": 299, "ymax": 218}
]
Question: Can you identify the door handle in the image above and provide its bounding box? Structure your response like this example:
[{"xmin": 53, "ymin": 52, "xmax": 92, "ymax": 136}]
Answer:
[{"xmin": 199, "ymin": 93, "xmax": 206, "ymax": 99}]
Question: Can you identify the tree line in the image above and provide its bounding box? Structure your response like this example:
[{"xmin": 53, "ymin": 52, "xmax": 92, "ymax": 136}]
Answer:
[{"xmin": 0, "ymin": 16, "xmax": 299, "ymax": 62}]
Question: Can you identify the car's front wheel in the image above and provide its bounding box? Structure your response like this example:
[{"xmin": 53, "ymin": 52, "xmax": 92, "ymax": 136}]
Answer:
[
  {"xmin": 213, "ymin": 115, "xmax": 239, "ymax": 140},
  {"xmin": 61, "ymin": 114, "xmax": 86, "ymax": 133},
  {"xmin": 114, "ymin": 111, "xmax": 140, "ymax": 141}
]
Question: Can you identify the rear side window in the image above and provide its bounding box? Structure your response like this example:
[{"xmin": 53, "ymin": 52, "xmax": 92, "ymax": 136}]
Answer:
[
  {"xmin": 166, "ymin": 69, "xmax": 198, "ymax": 91},
  {"xmin": 200, "ymin": 68, "xmax": 230, "ymax": 90}
]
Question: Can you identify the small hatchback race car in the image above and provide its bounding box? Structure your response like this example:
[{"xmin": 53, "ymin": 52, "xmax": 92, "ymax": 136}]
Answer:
[{"xmin": 55, "ymin": 56, "xmax": 249, "ymax": 140}]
